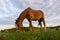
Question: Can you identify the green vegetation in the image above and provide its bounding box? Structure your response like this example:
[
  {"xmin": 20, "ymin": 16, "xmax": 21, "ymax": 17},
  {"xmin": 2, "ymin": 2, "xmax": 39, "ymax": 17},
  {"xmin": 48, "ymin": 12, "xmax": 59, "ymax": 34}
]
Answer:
[{"xmin": 0, "ymin": 26, "xmax": 60, "ymax": 40}]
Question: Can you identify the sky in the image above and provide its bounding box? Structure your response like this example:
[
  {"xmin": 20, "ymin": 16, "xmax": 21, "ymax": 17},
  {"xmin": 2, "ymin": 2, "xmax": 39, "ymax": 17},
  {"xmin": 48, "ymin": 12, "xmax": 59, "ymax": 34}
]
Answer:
[{"xmin": 0, "ymin": 0, "xmax": 60, "ymax": 27}]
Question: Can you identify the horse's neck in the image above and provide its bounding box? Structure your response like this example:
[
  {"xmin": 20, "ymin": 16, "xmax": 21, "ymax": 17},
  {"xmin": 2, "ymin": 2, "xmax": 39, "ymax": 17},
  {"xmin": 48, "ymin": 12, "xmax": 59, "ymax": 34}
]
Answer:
[
  {"xmin": 18, "ymin": 11, "xmax": 27, "ymax": 23},
  {"xmin": 17, "ymin": 8, "xmax": 31, "ymax": 22}
]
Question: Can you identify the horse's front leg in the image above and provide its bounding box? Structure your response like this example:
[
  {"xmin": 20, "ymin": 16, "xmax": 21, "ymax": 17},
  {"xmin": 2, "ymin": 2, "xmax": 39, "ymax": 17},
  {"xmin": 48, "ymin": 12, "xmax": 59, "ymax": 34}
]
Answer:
[
  {"xmin": 30, "ymin": 22, "xmax": 34, "ymax": 32},
  {"xmin": 16, "ymin": 22, "xmax": 22, "ymax": 32},
  {"xmin": 28, "ymin": 20, "xmax": 34, "ymax": 32}
]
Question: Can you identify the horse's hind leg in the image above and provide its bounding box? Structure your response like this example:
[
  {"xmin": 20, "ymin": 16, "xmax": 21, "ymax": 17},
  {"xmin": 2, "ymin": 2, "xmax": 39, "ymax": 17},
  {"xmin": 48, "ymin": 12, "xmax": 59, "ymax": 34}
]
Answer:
[
  {"xmin": 28, "ymin": 19, "xmax": 34, "ymax": 32},
  {"xmin": 38, "ymin": 20, "xmax": 43, "ymax": 31},
  {"xmin": 43, "ymin": 19, "xmax": 46, "ymax": 31}
]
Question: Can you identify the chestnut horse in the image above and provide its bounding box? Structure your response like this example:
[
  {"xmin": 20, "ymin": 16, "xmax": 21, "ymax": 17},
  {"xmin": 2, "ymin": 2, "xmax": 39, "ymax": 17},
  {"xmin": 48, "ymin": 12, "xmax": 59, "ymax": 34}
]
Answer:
[{"xmin": 15, "ymin": 7, "xmax": 46, "ymax": 32}]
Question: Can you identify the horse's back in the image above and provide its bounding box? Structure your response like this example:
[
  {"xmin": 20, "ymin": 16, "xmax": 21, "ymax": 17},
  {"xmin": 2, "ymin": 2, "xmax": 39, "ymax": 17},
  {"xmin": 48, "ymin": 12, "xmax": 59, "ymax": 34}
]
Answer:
[{"xmin": 26, "ymin": 9, "xmax": 44, "ymax": 20}]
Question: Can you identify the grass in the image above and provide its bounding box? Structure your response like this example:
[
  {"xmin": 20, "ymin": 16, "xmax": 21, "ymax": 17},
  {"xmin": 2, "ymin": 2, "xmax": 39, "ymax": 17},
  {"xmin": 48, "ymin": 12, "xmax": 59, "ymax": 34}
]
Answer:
[{"xmin": 0, "ymin": 27, "xmax": 60, "ymax": 40}]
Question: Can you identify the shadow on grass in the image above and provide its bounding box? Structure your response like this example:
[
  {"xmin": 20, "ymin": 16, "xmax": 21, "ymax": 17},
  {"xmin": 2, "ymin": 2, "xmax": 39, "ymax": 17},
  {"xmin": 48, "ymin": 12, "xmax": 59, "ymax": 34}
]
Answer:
[{"xmin": 0, "ymin": 35, "xmax": 5, "ymax": 40}]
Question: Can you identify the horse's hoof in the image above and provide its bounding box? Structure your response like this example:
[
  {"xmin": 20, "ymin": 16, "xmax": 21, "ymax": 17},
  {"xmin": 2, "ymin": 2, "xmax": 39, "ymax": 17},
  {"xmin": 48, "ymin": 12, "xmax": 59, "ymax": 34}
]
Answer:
[{"xmin": 16, "ymin": 30, "xmax": 20, "ymax": 32}]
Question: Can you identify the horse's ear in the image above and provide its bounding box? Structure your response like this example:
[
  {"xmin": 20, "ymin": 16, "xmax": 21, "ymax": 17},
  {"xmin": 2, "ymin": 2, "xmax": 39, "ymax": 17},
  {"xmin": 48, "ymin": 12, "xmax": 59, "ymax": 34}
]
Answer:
[
  {"xmin": 28, "ymin": 7, "xmax": 30, "ymax": 8},
  {"xmin": 27, "ymin": 7, "xmax": 31, "ymax": 9}
]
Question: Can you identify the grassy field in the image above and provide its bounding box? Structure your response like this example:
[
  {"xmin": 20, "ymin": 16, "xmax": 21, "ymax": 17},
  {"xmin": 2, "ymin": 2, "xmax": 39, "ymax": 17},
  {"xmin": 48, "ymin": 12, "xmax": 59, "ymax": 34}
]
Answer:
[{"xmin": 0, "ymin": 26, "xmax": 60, "ymax": 40}]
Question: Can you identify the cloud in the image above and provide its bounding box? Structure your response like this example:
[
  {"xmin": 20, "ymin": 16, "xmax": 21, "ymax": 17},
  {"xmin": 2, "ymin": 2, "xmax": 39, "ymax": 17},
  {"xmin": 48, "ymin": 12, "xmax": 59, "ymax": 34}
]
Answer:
[
  {"xmin": 0, "ymin": 0, "xmax": 60, "ymax": 26},
  {"xmin": 48, "ymin": 0, "xmax": 53, "ymax": 7},
  {"xmin": 0, "ymin": 0, "xmax": 7, "ymax": 11}
]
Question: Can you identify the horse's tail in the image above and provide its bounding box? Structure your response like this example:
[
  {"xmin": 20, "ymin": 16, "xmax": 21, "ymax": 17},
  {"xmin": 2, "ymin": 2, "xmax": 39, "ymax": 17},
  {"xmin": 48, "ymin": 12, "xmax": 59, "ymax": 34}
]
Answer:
[{"xmin": 15, "ymin": 20, "xmax": 17, "ymax": 25}]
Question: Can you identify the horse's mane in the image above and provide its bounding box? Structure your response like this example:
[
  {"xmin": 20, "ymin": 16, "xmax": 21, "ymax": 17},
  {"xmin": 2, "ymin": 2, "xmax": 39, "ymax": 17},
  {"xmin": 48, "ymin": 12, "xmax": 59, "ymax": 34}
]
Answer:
[{"xmin": 17, "ymin": 7, "xmax": 31, "ymax": 20}]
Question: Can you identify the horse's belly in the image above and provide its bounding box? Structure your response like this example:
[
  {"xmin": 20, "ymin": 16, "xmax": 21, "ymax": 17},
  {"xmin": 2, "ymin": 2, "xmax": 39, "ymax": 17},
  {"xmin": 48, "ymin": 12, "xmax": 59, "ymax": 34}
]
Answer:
[
  {"xmin": 27, "ymin": 13, "xmax": 42, "ymax": 20},
  {"xmin": 32, "ymin": 19, "xmax": 39, "ymax": 21},
  {"xmin": 31, "ymin": 17, "xmax": 40, "ymax": 20}
]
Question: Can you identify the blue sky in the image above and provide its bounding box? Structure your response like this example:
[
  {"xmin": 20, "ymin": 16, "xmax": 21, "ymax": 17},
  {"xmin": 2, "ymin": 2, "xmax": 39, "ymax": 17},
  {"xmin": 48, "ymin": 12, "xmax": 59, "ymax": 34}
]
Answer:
[{"xmin": 0, "ymin": 0, "xmax": 60, "ymax": 26}]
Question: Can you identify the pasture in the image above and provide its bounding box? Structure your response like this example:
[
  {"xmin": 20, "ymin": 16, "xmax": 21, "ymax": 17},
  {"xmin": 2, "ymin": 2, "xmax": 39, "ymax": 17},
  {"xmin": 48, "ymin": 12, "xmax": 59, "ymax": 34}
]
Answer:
[{"xmin": 0, "ymin": 26, "xmax": 60, "ymax": 40}]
